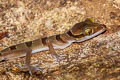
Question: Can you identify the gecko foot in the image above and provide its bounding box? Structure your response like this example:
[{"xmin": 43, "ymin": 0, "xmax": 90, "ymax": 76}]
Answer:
[
  {"xmin": 51, "ymin": 53, "xmax": 65, "ymax": 65},
  {"xmin": 51, "ymin": 53, "xmax": 68, "ymax": 65},
  {"xmin": 52, "ymin": 54, "xmax": 60, "ymax": 64},
  {"xmin": 15, "ymin": 64, "xmax": 43, "ymax": 75}
]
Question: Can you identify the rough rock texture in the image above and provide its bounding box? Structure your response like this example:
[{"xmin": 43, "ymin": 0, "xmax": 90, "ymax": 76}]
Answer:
[{"xmin": 0, "ymin": 0, "xmax": 120, "ymax": 80}]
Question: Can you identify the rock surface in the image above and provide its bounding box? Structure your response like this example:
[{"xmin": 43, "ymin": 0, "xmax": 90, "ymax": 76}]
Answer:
[{"xmin": 0, "ymin": 0, "xmax": 120, "ymax": 80}]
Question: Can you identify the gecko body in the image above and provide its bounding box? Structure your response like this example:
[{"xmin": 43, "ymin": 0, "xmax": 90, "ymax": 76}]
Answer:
[{"xmin": 0, "ymin": 18, "xmax": 106, "ymax": 74}]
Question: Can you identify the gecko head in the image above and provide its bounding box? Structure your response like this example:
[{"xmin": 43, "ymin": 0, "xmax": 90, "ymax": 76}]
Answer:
[{"xmin": 68, "ymin": 18, "xmax": 106, "ymax": 42}]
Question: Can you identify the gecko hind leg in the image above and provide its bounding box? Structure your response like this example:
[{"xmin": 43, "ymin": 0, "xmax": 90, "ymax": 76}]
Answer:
[
  {"xmin": 25, "ymin": 48, "xmax": 44, "ymax": 75},
  {"xmin": 25, "ymin": 48, "xmax": 33, "ymax": 75},
  {"xmin": 17, "ymin": 48, "xmax": 42, "ymax": 75}
]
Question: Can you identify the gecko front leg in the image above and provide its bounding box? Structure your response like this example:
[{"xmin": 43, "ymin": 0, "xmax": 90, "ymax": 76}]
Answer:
[{"xmin": 46, "ymin": 39, "xmax": 60, "ymax": 64}]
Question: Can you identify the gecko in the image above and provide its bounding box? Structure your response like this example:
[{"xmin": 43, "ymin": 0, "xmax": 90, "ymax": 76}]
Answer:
[{"xmin": 0, "ymin": 18, "xmax": 106, "ymax": 75}]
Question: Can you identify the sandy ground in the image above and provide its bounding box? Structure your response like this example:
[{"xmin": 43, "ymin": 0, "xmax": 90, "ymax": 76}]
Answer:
[{"xmin": 0, "ymin": 0, "xmax": 120, "ymax": 80}]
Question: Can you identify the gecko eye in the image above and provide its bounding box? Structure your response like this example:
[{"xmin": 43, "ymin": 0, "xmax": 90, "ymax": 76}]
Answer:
[{"xmin": 85, "ymin": 28, "xmax": 93, "ymax": 35}]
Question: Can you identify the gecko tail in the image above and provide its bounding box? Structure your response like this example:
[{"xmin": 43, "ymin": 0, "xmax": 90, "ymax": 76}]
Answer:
[{"xmin": 0, "ymin": 50, "xmax": 26, "ymax": 62}]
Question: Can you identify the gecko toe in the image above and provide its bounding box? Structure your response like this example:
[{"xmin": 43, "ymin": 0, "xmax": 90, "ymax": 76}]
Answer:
[{"xmin": 14, "ymin": 64, "xmax": 43, "ymax": 75}]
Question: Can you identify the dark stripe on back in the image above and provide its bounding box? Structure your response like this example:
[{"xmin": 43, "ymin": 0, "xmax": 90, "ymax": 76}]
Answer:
[
  {"xmin": 67, "ymin": 30, "xmax": 83, "ymax": 38},
  {"xmin": 10, "ymin": 45, "xmax": 16, "ymax": 50},
  {"xmin": 42, "ymin": 37, "xmax": 47, "ymax": 45},
  {"xmin": 56, "ymin": 34, "xmax": 66, "ymax": 43},
  {"xmin": 25, "ymin": 41, "xmax": 32, "ymax": 47}
]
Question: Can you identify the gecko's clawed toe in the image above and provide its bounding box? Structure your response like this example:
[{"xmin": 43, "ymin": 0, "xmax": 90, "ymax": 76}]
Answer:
[
  {"xmin": 51, "ymin": 53, "xmax": 66, "ymax": 65},
  {"xmin": 28, "ymin": 66, "xmax": 43, "ymax": 75},
  {"xmin": 52, "ymin": 53, "xmax": 68, "ymax": 65},
  {"xmin": 51, "ymin": 53, "xmax": 60, "ymax": 63},
  {"xmin": 14, "ymin": 64, "xmax": 43, "ymax": 75}
]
